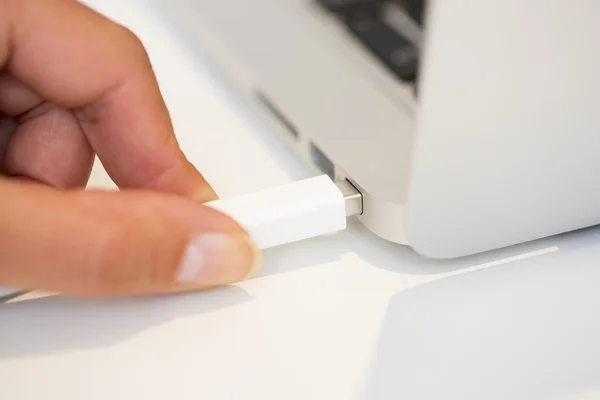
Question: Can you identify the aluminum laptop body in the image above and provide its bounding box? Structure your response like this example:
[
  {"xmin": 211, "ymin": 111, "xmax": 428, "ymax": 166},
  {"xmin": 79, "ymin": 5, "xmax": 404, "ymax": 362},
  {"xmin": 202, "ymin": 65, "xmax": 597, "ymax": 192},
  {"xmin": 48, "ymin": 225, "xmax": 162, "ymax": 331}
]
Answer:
[{"xmin": 159, "ymin": 0, "xmax": 600, "ymax": 258}]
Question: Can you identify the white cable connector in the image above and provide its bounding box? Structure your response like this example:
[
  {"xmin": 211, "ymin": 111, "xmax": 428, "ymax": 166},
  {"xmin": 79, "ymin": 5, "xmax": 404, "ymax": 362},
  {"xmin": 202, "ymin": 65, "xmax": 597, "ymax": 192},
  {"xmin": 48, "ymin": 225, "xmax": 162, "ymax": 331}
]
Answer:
[
  {"xmin": 206, "ymin": 175, "xmax": 363, "ymax": 249},
  {"xmin": 0, "ymin": 175, "xmax": 362, "ymax": 301}
]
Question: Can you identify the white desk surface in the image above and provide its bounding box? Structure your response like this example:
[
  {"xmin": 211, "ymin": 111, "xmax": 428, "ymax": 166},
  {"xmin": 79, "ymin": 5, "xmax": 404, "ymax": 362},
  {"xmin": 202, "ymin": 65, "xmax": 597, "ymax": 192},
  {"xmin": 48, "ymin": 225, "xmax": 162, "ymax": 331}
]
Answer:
[{"xmin": 2, "ymin": 1, "xmax": 600, "ymax": 399}]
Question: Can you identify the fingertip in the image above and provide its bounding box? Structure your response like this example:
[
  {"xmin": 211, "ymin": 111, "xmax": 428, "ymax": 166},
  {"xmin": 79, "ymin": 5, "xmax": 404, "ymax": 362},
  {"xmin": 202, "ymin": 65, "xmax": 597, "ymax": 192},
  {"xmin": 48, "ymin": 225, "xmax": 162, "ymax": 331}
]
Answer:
[
  {"xmin": 126, "ymin": 154, "xmax": 218, "ymax": 202},
  {"xmin": 182, "ymin": 172, "xmax": 219, "ymax": 203},
  {"xmin": 192, "ymin": 184, "xmax": 219, "ymax": 203},
  {"xmin": 243, "ymin": 241, "xmax": 263, "ymax": 280},
  {"xmin": 181, "ymin": 160, "xmax": 219, "ymax": 202},
  {"xmin": 173, "ymin": 233, "xmax": 260, "ymax": 288}
]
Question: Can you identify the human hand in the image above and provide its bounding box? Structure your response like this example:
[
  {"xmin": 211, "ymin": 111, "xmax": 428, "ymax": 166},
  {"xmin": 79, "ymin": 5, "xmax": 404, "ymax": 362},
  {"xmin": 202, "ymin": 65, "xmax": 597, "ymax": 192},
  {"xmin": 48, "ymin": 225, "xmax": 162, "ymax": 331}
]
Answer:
[{"xmin": 0, "ymin": 0, "xmax": 260, "ymax": 297}]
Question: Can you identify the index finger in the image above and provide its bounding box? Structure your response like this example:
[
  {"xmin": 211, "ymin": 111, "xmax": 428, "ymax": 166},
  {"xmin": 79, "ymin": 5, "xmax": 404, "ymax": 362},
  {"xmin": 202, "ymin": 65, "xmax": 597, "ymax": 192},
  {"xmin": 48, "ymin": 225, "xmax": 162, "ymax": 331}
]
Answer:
[{"xmin": 0, "ymin": 0, "xmax": 216, "ymax": 201}]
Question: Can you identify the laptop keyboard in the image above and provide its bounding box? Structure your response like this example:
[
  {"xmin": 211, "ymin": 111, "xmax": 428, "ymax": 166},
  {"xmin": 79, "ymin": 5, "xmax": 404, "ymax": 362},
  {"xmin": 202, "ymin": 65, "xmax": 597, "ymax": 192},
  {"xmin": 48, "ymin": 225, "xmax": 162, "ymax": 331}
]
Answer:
[
  {"xmin": 317, "ymin": 0, "xmax": 381, "ymax": 15},
  {"xmin": 316, "ymin": 0, "xmax": 425, "ymax": 89},
  {"xmin": 347, "ymin": 15, "xmax": 419, "ymax": 82},
  {"xmin": 398, "ymin": 0, "xmax": 426, "ymax": 25}
]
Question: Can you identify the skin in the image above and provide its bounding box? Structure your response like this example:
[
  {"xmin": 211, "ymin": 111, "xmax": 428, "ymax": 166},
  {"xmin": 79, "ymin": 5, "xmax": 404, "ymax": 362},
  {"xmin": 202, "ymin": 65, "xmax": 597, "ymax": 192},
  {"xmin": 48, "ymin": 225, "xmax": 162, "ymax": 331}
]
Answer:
[{"xmin": 0, "ymin": 0, "xmax": 258, "ymax": 297}]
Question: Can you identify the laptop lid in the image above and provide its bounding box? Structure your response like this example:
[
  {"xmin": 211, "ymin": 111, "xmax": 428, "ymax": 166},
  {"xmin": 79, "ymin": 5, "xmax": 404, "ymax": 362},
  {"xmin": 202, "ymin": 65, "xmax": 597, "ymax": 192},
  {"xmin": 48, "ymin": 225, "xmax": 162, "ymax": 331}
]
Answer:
[{"xmin": 405, "ymin": 0, "xmax": 600, "ymax": 258}]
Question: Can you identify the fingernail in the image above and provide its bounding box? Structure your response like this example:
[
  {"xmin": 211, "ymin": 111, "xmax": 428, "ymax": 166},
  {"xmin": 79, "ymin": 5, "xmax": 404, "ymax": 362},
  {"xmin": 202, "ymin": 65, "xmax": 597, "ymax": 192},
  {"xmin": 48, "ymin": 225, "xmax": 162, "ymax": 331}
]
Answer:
[
  {"xmin": 175, "ymin": 234, "xmax": 261, "ymax": 286},
  {"xmin": 194, "ymin": 186, "xmax": 219, "ymax": 203}
]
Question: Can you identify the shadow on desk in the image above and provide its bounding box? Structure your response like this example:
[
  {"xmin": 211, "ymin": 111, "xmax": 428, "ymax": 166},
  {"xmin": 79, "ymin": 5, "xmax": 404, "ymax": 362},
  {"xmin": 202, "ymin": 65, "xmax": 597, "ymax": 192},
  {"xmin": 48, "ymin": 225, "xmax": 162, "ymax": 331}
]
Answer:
[
  {"xmin": 257, "ymin": 219, "xmax": 600, "ymax": 280},
  {"xmin": 360, "ymin": 243, "xmax": 600, "ymax": 400},
  {"xmin": 256, "ymin": 219, "xmax": 463, "ymax": 279},
  {"xmin": 0, "ymin": 286, "xmax": 252, "ymax": 359}
]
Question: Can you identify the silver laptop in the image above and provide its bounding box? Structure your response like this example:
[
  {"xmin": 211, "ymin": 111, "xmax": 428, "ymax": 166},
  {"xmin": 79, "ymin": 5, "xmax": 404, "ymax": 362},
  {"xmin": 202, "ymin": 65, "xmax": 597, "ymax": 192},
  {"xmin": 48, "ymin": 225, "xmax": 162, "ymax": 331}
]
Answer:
[{"xmin": 157, "ymin": 0, "xmax": 600, "ymax": 259}]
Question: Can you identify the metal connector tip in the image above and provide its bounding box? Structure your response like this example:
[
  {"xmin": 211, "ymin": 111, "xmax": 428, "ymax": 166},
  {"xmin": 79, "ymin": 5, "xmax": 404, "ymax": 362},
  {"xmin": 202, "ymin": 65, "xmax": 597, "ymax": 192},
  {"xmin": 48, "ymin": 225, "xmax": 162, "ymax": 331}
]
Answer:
[{"xmin": 336, "ymin": 180, "xmax": 363, "ymax": 217}]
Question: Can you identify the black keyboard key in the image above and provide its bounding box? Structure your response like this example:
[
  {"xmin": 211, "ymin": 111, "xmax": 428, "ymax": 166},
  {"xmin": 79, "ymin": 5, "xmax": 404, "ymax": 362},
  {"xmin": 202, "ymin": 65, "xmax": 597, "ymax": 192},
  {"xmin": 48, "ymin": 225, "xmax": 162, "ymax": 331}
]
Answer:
[
  {"xmin": 394, "ymin": 0, "xmax": 427, "ymax": 25},
  {"xmin": 347, "ymin": 17, "xmax": 419, "ymax": 82},
  {"xmin": 317, "ymin": 0, "xmax": 383, "ymax": 15}
]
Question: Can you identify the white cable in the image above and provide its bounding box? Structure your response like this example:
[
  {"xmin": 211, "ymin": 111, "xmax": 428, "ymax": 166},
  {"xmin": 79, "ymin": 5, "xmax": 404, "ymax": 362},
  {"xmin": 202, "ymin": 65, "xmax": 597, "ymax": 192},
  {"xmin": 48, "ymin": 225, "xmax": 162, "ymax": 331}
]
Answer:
[
  {"xmin": 0, "ymin": 175, "xmax": 362, "ymax": 300},
  {"xmin": 206, "ymin": 175, "xmax": 362, "ymax": 249}
]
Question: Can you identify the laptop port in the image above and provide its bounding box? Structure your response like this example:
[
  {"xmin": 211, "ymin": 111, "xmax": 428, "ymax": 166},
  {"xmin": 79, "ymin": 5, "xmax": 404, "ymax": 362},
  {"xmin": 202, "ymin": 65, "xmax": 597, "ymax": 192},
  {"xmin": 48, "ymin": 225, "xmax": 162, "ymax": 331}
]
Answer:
[
  {"xmin": 310, "ymin": 142, "xmax": 335, "ymax": 179},
  {"xmin": 255, "ymin": 91, "xmax": 299, "ymax": 140}
]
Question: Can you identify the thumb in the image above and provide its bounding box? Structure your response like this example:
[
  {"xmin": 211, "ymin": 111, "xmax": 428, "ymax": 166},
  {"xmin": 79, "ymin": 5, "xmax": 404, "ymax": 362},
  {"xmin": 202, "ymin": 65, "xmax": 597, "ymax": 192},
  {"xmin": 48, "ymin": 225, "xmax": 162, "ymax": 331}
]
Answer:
[{"xmin": 0, "ymin": 179, "xmax": 261, "ymax": 297}]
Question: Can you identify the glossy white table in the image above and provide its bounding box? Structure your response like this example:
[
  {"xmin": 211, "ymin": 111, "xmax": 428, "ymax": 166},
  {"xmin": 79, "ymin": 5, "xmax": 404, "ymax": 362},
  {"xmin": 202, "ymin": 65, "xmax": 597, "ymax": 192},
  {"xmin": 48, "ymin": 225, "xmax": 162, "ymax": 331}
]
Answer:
[{"xmin": 1, "ymin": 1, "xmax": 600, "ymax": 399}]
